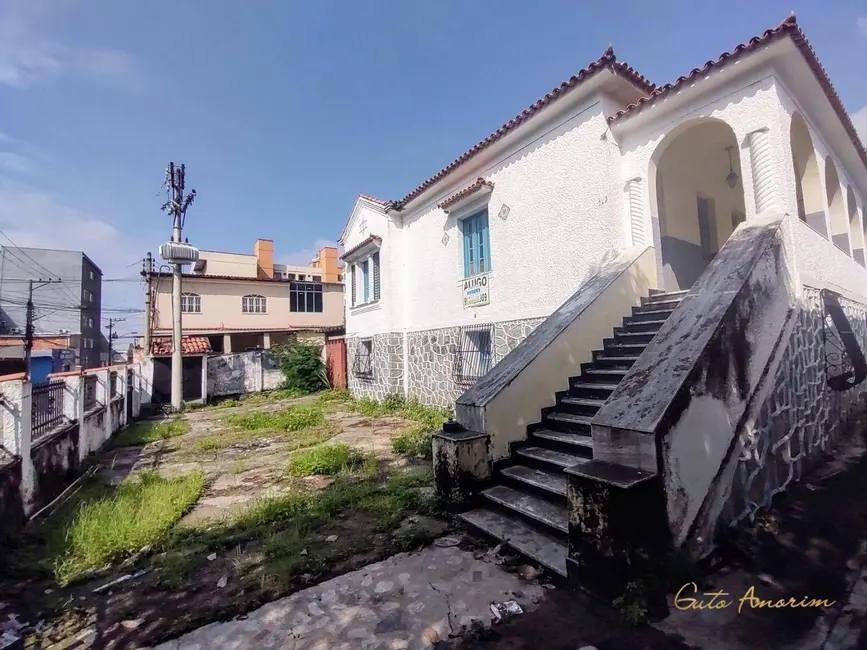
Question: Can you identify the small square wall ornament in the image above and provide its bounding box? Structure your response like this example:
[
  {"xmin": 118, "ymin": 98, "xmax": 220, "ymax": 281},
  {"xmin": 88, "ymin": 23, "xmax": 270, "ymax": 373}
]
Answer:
[
  {"xmin": 441, "ymin": 232, "xmax": 450, "ymax": 246},
  {"xmin": 498, "ymin": 204, "xmax": 510, "ymax": 220}
]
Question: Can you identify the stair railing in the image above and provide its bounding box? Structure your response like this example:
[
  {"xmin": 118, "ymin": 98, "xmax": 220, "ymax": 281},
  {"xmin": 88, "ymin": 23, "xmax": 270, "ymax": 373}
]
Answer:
[{"xmin": 821, "ymin": 289, "xmax": 867, "ymax": 391}]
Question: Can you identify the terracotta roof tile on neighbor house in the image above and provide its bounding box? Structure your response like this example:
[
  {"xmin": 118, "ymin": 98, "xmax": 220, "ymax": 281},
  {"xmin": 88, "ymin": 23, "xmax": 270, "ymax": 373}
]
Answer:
[
  {"xmin": 390, "ymin": 47, "xmax": 655, "ymax": 209},
  {"xmin": 340, "ymin": 235, "xmax": 382, "ymax": 261},
  {"xmin": 438, "ymin": 178, "xmax": 495, "ymax": 210},
  {"xmin": 609, "ymin": 14, "xmax": 867, "ymax": 170},
  {"xmin": 151, "ymin": 336, "xmax": 211, "ymax": 356}
]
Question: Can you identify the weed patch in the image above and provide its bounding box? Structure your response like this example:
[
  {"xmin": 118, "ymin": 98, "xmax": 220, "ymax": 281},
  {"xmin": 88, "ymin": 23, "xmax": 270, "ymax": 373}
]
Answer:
[
  {"xmin": 227, "ymin": 403, "xmax": 325, "ymax": 432},
  {"xmin": 35, "ymin": 471, "xmax": 205, "ymax": 585},
  {"xmin": 286, "ymin": 443, "xmax": 365, "ymax": 477},
  {"xmin": 193, "ymin": 423, "xmax": 338, "ymax": 453},
  {"xmin": 108, "ymin": 418, "xmax": 189, "ymax": 449}
]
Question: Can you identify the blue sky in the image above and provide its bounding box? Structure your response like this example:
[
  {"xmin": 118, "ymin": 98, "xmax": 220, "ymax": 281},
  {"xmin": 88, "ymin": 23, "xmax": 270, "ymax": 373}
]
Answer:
[{"xmin": 1, "ymin": 0, "xmax": 866, "ymax": 340}]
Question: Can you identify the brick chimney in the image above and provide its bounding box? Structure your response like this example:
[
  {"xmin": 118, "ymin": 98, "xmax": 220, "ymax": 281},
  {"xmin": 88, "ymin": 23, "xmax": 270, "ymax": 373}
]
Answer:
[{"xmin": 254, "ymin": 239, "xmax": 274, "ymax": 279}]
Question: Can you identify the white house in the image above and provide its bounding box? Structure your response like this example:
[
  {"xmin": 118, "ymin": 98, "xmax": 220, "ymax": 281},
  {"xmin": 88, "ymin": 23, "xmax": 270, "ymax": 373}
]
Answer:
[
  {"xmin": 338, "ymin": 15, "xmax": 867, "ymax": 594},
  {"xmin": 339, "ymin": 14, "xmax": 867, "ymax": 409}
]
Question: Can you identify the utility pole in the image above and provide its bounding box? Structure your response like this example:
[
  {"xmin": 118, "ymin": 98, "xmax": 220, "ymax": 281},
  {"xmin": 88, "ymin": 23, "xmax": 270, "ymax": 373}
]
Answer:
[
  {"xmin": 159, "ymin": 163, "xmax": 199, "ymax": 411},
  {"xmin": 142, "ymin": 252, "xmax": 153, "ymax": 355},
  {"xmin": 24, "ymin": 278, "xmax": 62, "ymax": 381},
  {"xmin": 106, "ymin": 317, "xmax": 125, "ymax": 365}
]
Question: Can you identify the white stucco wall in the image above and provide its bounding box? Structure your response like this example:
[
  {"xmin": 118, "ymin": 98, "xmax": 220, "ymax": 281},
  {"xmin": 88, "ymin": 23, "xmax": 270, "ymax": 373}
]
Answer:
[{"xmin": 395, "ymin": 102, "xmax": 624, "ymax": 333}]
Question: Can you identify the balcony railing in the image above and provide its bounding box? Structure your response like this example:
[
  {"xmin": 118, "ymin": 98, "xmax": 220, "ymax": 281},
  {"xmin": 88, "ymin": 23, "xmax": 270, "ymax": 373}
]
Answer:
[{"xmin": 32, "ymin": 381, "xmax": 65, "ymax": 439}]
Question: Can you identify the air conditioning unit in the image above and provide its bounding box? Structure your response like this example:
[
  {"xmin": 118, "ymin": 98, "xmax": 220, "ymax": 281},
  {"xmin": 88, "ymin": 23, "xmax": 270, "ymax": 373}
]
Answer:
[{"xmin": 58, "ymin": 328, "xmax": 69, "ymax": 334}]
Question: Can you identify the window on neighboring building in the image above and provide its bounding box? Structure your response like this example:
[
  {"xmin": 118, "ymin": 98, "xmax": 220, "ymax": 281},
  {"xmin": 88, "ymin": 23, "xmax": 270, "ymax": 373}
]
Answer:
[
  {"xmin": 361, "ymin": 260, "xmax": 369, "ymax": 302},
  {"xmin": 312, "ymin": 275, "xmax": 321, "ymax": 282},
  {"xmin": 82, "ymin": 289, "xmax": 90, "ymax": 303},
  {"xmin": 290, "ymin": 282, "xmax": 323, "ymax": 312},
  {"xmin": 352, "ymin": 339, "xmax": 374, "ymax": 378},
  {"xmin": 88, "ymin": 317, "xmax": 93, "ymax": 328},
  {"xmin": 462, "ymin": 210, "xmax": 491, "ymax": 278},
  {"xmin": 337, "ymin": 273, "xmax": 343, "ymax": 282},
  {"xmin": 181, "ymin": 292, "xmax": 202, "ymax": 313},
  {"xmin": 453, "ymin": 326, "xmax": 493, "ymax": 383},
  {"xmin": 287, "ymin": 273, "xmax": 296, "ymax": 281},
  {"xmin": 242, "ymin": 294, "xmax": 267, "ymax": 313},
  {"xmin": 89, "ymin": 270, "xmax": 95, "ymax": 280}
]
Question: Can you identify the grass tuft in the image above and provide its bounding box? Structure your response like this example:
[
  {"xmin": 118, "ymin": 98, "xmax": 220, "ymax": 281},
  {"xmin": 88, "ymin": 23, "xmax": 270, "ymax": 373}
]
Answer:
[
  {"xmin": 285, "ymin": 443, "xmax": 364, "ymax": 477},
  {"xmin": 108, "ymin": 418, "xmax": 189, "ymax": 449},
  {"xmin": 227, "ymin": 403, "xmax": 325, "ymax": 432},
  {"xmin": 49, "ymin": 471, "xmax": 205, "ymax": 585},
  {"xmin": 194, "ymin": 422, "xmax": 338, "ymax": 453}
]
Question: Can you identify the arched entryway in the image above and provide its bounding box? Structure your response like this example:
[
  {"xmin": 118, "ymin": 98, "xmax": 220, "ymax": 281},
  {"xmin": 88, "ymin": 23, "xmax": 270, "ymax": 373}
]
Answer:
[
  {"xmin": 825, "ymin": 159, "xmax": 850, "ymax": 254},
  {"xmin": 790, "ymin": 114, "xmax": 825, "ymax": 234},
  {"xmin": 849, "ymin": 186, "xmax": 865, "ymax": 266},
  {"xmin": 650, "ymin": 118, "xmax": 746, "ymax": 290}
]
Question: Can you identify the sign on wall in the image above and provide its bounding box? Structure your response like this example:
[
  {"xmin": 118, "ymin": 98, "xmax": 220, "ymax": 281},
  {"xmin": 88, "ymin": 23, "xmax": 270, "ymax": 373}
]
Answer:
[{"xmin": 462, "ymin": 273, "xmax": 490, "ymax": 309}]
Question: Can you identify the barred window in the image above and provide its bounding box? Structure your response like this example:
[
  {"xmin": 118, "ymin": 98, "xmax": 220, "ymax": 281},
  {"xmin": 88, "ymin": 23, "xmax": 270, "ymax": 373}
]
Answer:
[
  {"xmin": 453, "ymin": 326, "xmax": 493, "ymax": 383},
  {"xmin": 290, "ymin": 282, "xmax": 323, "ymax": 312},
  {"xmin": 242, "ymin": 294, "xmax": 267, "ymax": 313},
  {"xmin": 352, "ymin": 339, "xmax": 374, "ymax": 378},
  {"xmin": 181, "ymin": 292, "xmax": 201, "ymax": 313}
]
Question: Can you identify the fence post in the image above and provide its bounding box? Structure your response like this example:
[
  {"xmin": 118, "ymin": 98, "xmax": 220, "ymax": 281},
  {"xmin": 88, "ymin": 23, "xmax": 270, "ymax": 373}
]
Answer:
[
  {"xmin": 201, "ymin": 356, "xmax": 208, "ymax": 403},
  {"xmin": 58, "ymin": 374, "xmax": 86, "ymax": 462},
  {"xmin": 19, "ymin": 380, "xmax": 35, "ymax": 516},
  {"xmin": 119, "ymin": 366, "xmax": 128, "ymax": 428},
  {"xmin": 101, "ymin": 369, "xmax": 112, "ymax": 445}
]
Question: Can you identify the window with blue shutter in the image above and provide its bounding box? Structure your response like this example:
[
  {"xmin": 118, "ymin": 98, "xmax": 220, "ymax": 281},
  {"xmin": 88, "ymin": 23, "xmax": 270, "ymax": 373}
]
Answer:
[
  {"xmin": 372, "ymin": 252, "xmax": 381, "ymax": 300},
  {"xmin": 462, "ymin": 210, "xmax": 491, "ymax": 278}
]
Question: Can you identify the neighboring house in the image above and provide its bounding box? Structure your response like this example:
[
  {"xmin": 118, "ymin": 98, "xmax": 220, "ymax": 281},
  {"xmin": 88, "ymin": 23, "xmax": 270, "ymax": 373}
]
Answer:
[
  {"xmin": 340, "ymin": 15, "xmax": 867, "ymax": 595},
  {"xmin": 0, "ymin": 247, "xmax": 103, "ymax": 369},
  {"xmin": 147, "ymin": 239, "xmax": 344, "ymax": 353}
]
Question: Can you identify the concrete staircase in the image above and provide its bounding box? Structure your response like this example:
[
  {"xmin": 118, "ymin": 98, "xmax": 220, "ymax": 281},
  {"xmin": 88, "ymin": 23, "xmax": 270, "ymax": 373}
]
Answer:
[{"xmin": 458, "ymin": 289, "xmax": 688, "ymax": 576}]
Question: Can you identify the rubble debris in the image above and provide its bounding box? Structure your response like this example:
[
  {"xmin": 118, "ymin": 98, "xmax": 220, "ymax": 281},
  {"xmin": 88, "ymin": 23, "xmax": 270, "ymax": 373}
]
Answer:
[
  {"xmin": 92, "ymin": 569, "xmax": 147, "ymax": 594},
  {"xmin": 435, "ymin": 536, "xmax": 461, "ymax": 548},
  {"xmin": 207, "ymin": 552, "xmax": 217, "ymax": 561},
  {"xmin": 489, "ymin": 600, "xmax": 523, "ymax": 621},
  {"xmin": 516, "ymin": 564, "xmax": 542, "ymax": 581},
  {"xmin": 325, "ymin": 534, "xmax": 339, "ymax": 542},
  {"xmin": 217, "ymin": 576, "xmax": 228, "ymax": 588}
]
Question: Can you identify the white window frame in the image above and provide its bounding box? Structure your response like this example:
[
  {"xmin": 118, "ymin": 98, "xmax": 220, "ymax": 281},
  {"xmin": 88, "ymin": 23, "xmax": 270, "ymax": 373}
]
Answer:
[
  {"xmin": 242, "ymin": 294, "xmax": 267, "ymax": 314},
  {"xmin": 181, "ymin": 292, "xmax": 202, "ymax": 313}
]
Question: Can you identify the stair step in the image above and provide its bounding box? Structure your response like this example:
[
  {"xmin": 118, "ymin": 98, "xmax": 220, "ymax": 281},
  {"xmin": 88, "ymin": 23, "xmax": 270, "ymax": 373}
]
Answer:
[
  {"xmin": 641, "ymin": 298, "xmax": 683, "ymax": 310},
  {"xmin": 545, "ymin": 412, "xmax": 592, "ymax": 427},
  {"xmin": 650, "ymin": 289, "xmax": 689, "ymax": 299},
  {"xmin": 500, "ymin": 464, "xmax": 567, "ymax": 497},
  {"xmin": 517, "ymin": 446, "xmax": 589, "ymax": 469},
  {"xmin": 629, "ymin": 308, "xmax": 676, "ymax": 322},
  {"xmin": 532, "ymin": 428, "xmax": 593, "ymax": 451},
  {"xmin": 459, "ymin": 508, "xmax": 568, "ymax": 577},
  {"xmin": 560, "ymin": 396, "xmax": 607, "ymax": 409},
  {"xmin": 570, "ymin": 381, "xmax": 618, "ymax": 399},
  {"xmin": 481, "ymin": 484, "xmax": 569, "ymax": 533},
  {"xmin": 622, "ymin": 318, "xmax": 669, "ymax": 332},
  {"xmin": 604, "ymin": 343, "xmax": 646, "ymax": 355},
  {"xmin": 583, "ymin": 367, "xmax": 628, "ymax": 376},
  {"xmin": 612, "ymin": 329, "xmax": 656, "ymax": 344}
]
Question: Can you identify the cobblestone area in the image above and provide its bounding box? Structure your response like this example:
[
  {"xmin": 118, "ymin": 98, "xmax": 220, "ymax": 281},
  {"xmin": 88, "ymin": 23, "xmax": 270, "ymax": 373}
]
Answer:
[
  {"xmin": 149, "ymin": 543, "xmax": 544, "ymax": 650},
  {"xmin": 724, "ymin": 287, "xmax": 867, "ymax": 525}
]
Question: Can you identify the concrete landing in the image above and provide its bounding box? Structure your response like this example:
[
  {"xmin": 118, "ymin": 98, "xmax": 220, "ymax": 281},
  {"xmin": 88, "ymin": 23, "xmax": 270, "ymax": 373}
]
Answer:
[{"xmin": 150, "ymin": 542, "xmax": 545, "ymax": 650}]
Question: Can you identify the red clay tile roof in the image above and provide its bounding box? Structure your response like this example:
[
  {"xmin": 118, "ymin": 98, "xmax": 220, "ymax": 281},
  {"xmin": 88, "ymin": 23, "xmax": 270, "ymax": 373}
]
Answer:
[
  {"xmin": 390, "ymin": 47, "xmax": 654, "ymax": 209},
  {"xmin": 609, "ymin": 14, "xmax": 867, "ymax": 171},
  {"xmin": 151, "ymin": 336, "xmax": 211, "ymax": 356},
  {"xmin": 359, "ymin": 194, "xmax": 391, "ymax": 207},
  {"xmin": 438, "ymin": 178, "xmax": 495, "ymax": 210},
  {"xmin": 340, "ymin": 235, "xmax": 382, "ymax": 261}
]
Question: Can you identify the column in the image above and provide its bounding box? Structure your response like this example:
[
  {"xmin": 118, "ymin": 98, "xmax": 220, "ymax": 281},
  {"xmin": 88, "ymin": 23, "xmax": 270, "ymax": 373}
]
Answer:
[
  {"xmin": 20, "ymin": 380, "xmax": 35, "ymax": 515},
  {"xmin": 747, "ymin": 127, "xmax": 782, "ymax": 215},
  {"xmin": 119, "ymin": 366, "xmax": 128, "ymax": 429},
  {"xmin": 625, "ymin": 177, "xmax": 646, "ymax": 247},
  {"xmin": 101, "ymin": 369, "xmax": 112, "ymax": 448},
  {"xmin": 201, "ymin": 355, "xmax": 208, "ymax": 403},
  {"xmin": 263, "ymin": 332, "xmax": 271, "ymax": 350},
  {"xmin": 223, "ymin": 334, "xmax": 233, "ymax": 354}
]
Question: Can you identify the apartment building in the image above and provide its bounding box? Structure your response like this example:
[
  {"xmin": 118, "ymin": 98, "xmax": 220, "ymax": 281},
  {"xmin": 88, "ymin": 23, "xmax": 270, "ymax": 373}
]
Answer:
[
  {"xmin": 147, "ymin": 239, "xmax": 344, "ymax": 354},
  {"xmin": 0, "ymin": 246, "xmax": 103, "ymax": 369}
]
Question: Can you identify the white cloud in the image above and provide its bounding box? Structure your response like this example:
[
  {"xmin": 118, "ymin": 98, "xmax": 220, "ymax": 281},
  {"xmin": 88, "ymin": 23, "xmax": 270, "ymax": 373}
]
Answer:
[
  {"xmin": 0, "ymin": 152, "xmax": 31, "ymax": 174},
  {"xmin": 0, "ymin": 2, "xmax": 135, "ymax": 87},
  {"xmin": 859, "ymin": 17, "xmax": 867, "ymax": 37},
  {"xmin": 852, "ymin": 106, "xmax": 867, "ymax": 144},
  {"xmin": 279, "ymin": 239, "xmax": 344, "ymax": 267}
]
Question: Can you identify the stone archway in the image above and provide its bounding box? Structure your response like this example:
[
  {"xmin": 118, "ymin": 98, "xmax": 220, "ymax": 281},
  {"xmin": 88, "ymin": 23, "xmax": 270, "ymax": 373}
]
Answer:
[
  {"xmin": 825, "ymin": 159, "xmax": 850, "ymax": 254},
  {"xmin": 790, "ymin": 113, "xmax": 825, "ymax": 234},
  {"xmin": 649, "ymin": 118, "xmax": 746, "ymax": 291}
]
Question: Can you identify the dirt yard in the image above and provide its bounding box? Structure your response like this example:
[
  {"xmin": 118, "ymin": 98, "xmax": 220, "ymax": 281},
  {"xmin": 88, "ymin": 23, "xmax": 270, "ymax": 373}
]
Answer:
[{"xmin": 0, "ymin": 390, "xmax": 453, "ymax": 649}]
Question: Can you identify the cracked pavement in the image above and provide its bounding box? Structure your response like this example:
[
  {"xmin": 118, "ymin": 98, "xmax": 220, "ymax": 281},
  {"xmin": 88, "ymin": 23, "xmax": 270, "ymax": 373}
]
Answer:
[{"xmin": 149, "ymin": 542, "xmax": 545, "ymax": 649}]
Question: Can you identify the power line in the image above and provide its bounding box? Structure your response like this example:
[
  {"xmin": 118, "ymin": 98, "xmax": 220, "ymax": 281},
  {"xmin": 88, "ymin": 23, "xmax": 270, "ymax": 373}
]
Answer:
[{"xmin": 0, "ymin": 232, "xmax": 84, "ymax": 305}]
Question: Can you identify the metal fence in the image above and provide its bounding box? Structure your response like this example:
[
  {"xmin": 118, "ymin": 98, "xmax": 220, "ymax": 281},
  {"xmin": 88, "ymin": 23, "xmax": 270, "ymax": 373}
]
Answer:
[
  {"xmin": 84, "ymin": 374, "xmax": 99, "ymax": 411},
  {"xmin": 31, "ymin": 381, "xmax": 66, "ymax": 439},
  {"xmin": 453, "ymin": 325, "xmax": 494, "ymax": 384}
]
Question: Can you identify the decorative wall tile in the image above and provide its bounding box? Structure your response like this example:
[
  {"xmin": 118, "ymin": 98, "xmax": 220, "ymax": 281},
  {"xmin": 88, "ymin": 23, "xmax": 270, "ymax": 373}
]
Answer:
[{"xmin": 721, "ymin": 287, "xmax": 867, "ymax": 527}]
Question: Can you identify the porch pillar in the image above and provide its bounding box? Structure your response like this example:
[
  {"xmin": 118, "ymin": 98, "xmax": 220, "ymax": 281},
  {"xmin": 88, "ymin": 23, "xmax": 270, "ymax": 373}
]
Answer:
[
  {"xmin": 747, "ymin": 127, "xmax": 782, "ymax": 215},
  {"xmin": 625, "ymin": 177, "xmax": 646, "ymax": 247},
  {"xmin": 223, "ymin": 334, "xmax": 233, "ymax": 354},
  {"xmin": 263, "ymin": 332, "xmax": 271, "ymax": 349}
]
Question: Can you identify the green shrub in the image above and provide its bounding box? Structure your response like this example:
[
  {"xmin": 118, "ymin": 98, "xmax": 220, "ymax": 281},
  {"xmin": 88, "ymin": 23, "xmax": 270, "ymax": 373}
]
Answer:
[
  {"xmin": 276, "ymin": 341, "xmax": 326, "ymax": 393},
  {"xmin": 391, "ymin": 424, "xmax": 433, "ymax": 459},
  {"xmin": 286, "ymin": 443, "xmax": 364, "ymax": 477},
  {"xmin": 108, "ymin": 418, "xmax": 189, "ymax": 449}
]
